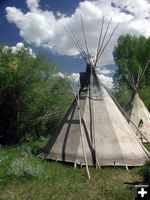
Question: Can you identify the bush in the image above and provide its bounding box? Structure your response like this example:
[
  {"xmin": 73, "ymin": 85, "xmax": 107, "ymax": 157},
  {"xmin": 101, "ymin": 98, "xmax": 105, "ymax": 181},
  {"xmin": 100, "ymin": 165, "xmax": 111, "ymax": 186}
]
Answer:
[
  {"xmin": 7, "ymin": 152, "xmax": 44, "ymax": 178},
  {"xmin": 0, "ymin": 45, "xmax": 73, "ymax": 145},
  {"xmin": 142, "ymin": 160, "xmax": 150, "ymax": 184},
  {"xmin": 0, "ymin": 155, "xmax": 9, "ymax": 162}
]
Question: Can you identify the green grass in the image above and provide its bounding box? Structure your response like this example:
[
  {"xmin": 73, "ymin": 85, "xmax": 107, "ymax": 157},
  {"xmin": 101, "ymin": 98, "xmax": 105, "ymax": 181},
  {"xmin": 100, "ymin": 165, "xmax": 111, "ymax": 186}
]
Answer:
[
  {"xmin": 0, "ymin": 139, "xmax": 149, "ymax": 200},
  {"xmin": 144, "ymin": 143, "xmax": 150, "ymax": 152}
]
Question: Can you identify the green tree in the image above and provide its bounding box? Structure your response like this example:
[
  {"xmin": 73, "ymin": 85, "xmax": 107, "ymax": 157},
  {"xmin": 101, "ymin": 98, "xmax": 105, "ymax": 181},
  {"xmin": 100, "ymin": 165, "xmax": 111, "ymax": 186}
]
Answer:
[
  {"xmin": 113, "ymin": 34, "xmax": 150, "ymax": 109},
  {"xmin": 0, "ymin": 45, "xmax": 73, "ymax": 145}
]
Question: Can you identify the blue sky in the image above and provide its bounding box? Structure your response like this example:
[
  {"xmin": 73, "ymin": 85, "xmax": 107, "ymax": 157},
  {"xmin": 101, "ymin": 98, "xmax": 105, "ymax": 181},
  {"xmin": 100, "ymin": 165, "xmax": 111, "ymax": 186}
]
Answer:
[
  {"xmin": 0, "ymin": 0, "xmax": 150, "ymax": 87},
  {"xmin": 0, "ymin": 0, "xmax": 82, "ymax": 44},
  {"xmin": 0, "ymin": 0, "xmax": 85, "ymax": 73}
]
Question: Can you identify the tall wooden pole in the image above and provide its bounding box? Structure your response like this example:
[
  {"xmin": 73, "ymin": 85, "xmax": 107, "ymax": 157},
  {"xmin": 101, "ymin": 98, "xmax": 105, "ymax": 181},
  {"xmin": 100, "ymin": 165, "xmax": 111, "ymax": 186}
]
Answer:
[
  {"xmin": 90, "ymin": 67, "xmax": 100, "ymax": 168},
  {"xmin": 77, "ymin": 82, "xmax": 91, "ymax": 179}
]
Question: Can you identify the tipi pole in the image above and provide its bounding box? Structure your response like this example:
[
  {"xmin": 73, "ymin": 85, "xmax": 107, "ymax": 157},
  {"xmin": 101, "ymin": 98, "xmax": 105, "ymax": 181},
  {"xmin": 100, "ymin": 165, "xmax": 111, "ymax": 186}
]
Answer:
[
  {"xmin": 70, "ymin": 84, "xmax": 91, "ymax": 178},
  {"xmin": 64, "ymin": 25, "xmax": 87, "ymax": 61},
  {"xmin": 136, "ymin": 66, "xmax": 143, "ymax": 89},
  {"xmin": 74, "ymin": 162, "xmax": 77, "ymax": 169},
  {"xmin": 80, "ymin": 14, "xmax": 90, "ymax": 59},
  {"xmin": 125, "ymin": 66, "xmax": 137, "ymax": 92},
  {"xmin": 96, "ymin": 17, "xmax": 112, "ymax": 61},
  {"xmin": 95, "ymin": 16, "xmax": 104, "ymax": 63},
  {"xmin": 90, "ymin": 67, "xmax": 96, "ymax": 160},
  {"xmin": 97, "ymin": 22, "xmax": 119, "ymax": 61},
  {"xmin": 78, "ymin": 104, "xmax": 91, "ymax": 179},
  {"xmin": 89, "ymin": 67, "xmax": 100, "ymax": 168},
  {"xmin": 70, "ymin": 85, "xmax": 94, "ymax": 148},
  {"xmin": 126, "ymin": 165, "xmax": 129, "ymax": 170},
  {"xmin": 138, "ymin": 58, "xmax": 150, "ymax": 84},
  {"xmin": 125, "ymin": 59, "xmax": 150, "ymax": 93},
  {"xmin": 77, "ymin": 83, "xmax": 91, "ymax": 179}
]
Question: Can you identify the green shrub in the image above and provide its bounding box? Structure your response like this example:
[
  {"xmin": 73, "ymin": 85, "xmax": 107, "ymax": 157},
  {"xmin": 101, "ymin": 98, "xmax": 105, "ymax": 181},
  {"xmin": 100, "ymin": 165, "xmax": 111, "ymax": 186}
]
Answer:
[
  {"xmin": 142, "ymin": 160, "xmax": 150, "ymax": 184},
  {"xmin": 7, "ymin": 152, "xmax": 43, "ymax": 178},
  {"xmin": 0, "ymin": 155, "xmax": 9, "ymax": 162},
  {"xmin": 0, "ymin": 45, "xmax": 72, "ymax": 145}
]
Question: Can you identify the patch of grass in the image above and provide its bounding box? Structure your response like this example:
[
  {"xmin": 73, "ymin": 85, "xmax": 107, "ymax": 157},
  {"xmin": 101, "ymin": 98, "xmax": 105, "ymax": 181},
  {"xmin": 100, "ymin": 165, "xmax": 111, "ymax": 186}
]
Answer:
[
  {"xmin": 0, "ymin": 141, "xmax": 150, "ymax": 200},
  {"xmin": 144, "ymin": 143, "xmax": 150, "ymax": 152}
]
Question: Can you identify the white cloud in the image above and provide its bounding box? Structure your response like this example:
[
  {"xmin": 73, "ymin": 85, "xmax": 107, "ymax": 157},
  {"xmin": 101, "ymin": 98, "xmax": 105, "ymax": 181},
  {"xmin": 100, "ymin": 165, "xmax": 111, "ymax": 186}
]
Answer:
[
  {"xmin": 52, "ymin": 72, "xmax": 79, "ymax": 90},
  {"xmin": 26, "ymin": 0, "xmax": 40, "ymax": 11},
  {"xmin": 96, "ymin": 67, "xmax": 115, "ymax": 76},
  {"xmin": 96, "ymin": 65, "xmax": 117, "ymax": 89},
  {"xmin": 68, "ymin": 73, "xmax": 80, "ymax": 83},
  {"xmin": 68, "ymin": 73, "xmax": 80, "ymax": 90},
  {"xmin": 5, "ymin": 0, "xmax": 150, "ymax": 66},
  {"xmin": 3, "ymin": 42, "xmax": 36, "ymax": 57},
  {"xmin": 54, "ymin": 71, "xmax": 113, "ymax": 89},
  {"xmin": 97, "ymin": 74, "xmax": 113, "ymax": 89}
]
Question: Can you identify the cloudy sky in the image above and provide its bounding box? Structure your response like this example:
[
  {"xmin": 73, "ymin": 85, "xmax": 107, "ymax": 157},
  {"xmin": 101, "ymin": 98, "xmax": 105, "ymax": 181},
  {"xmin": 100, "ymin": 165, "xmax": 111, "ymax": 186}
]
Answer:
[{"xmin": 0, "ymin": 0, "xmax": 150, "ymax": 87}]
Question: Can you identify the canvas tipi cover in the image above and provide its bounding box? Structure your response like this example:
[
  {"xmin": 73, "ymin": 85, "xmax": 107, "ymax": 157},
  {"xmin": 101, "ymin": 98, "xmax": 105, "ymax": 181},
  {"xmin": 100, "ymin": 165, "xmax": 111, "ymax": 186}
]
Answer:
[
  {"xmin": 40, "ymin": 16, "xmax": 149, "ymax": 167},
  {"xmin": 124, "ymin": 59, "xmax": 150, "ymax": 143},
  {"xmin": 129, "ymin": 93, "xmax": 150, "ymax": 143},
  {"xmin": 41, "ymin": 70, "xmax": 149, "ymax": 166}
]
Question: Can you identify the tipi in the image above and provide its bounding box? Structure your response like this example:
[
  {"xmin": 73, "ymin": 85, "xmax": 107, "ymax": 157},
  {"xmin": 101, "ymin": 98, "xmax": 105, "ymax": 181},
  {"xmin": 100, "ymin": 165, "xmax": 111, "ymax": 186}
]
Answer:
[
  {"xmin": 125, "ymin": 60, "xmax": 150, "ymax": 143},
  {"xmin": 40, "ymin": 17, "xmax": 149, "ymax": 170}
]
